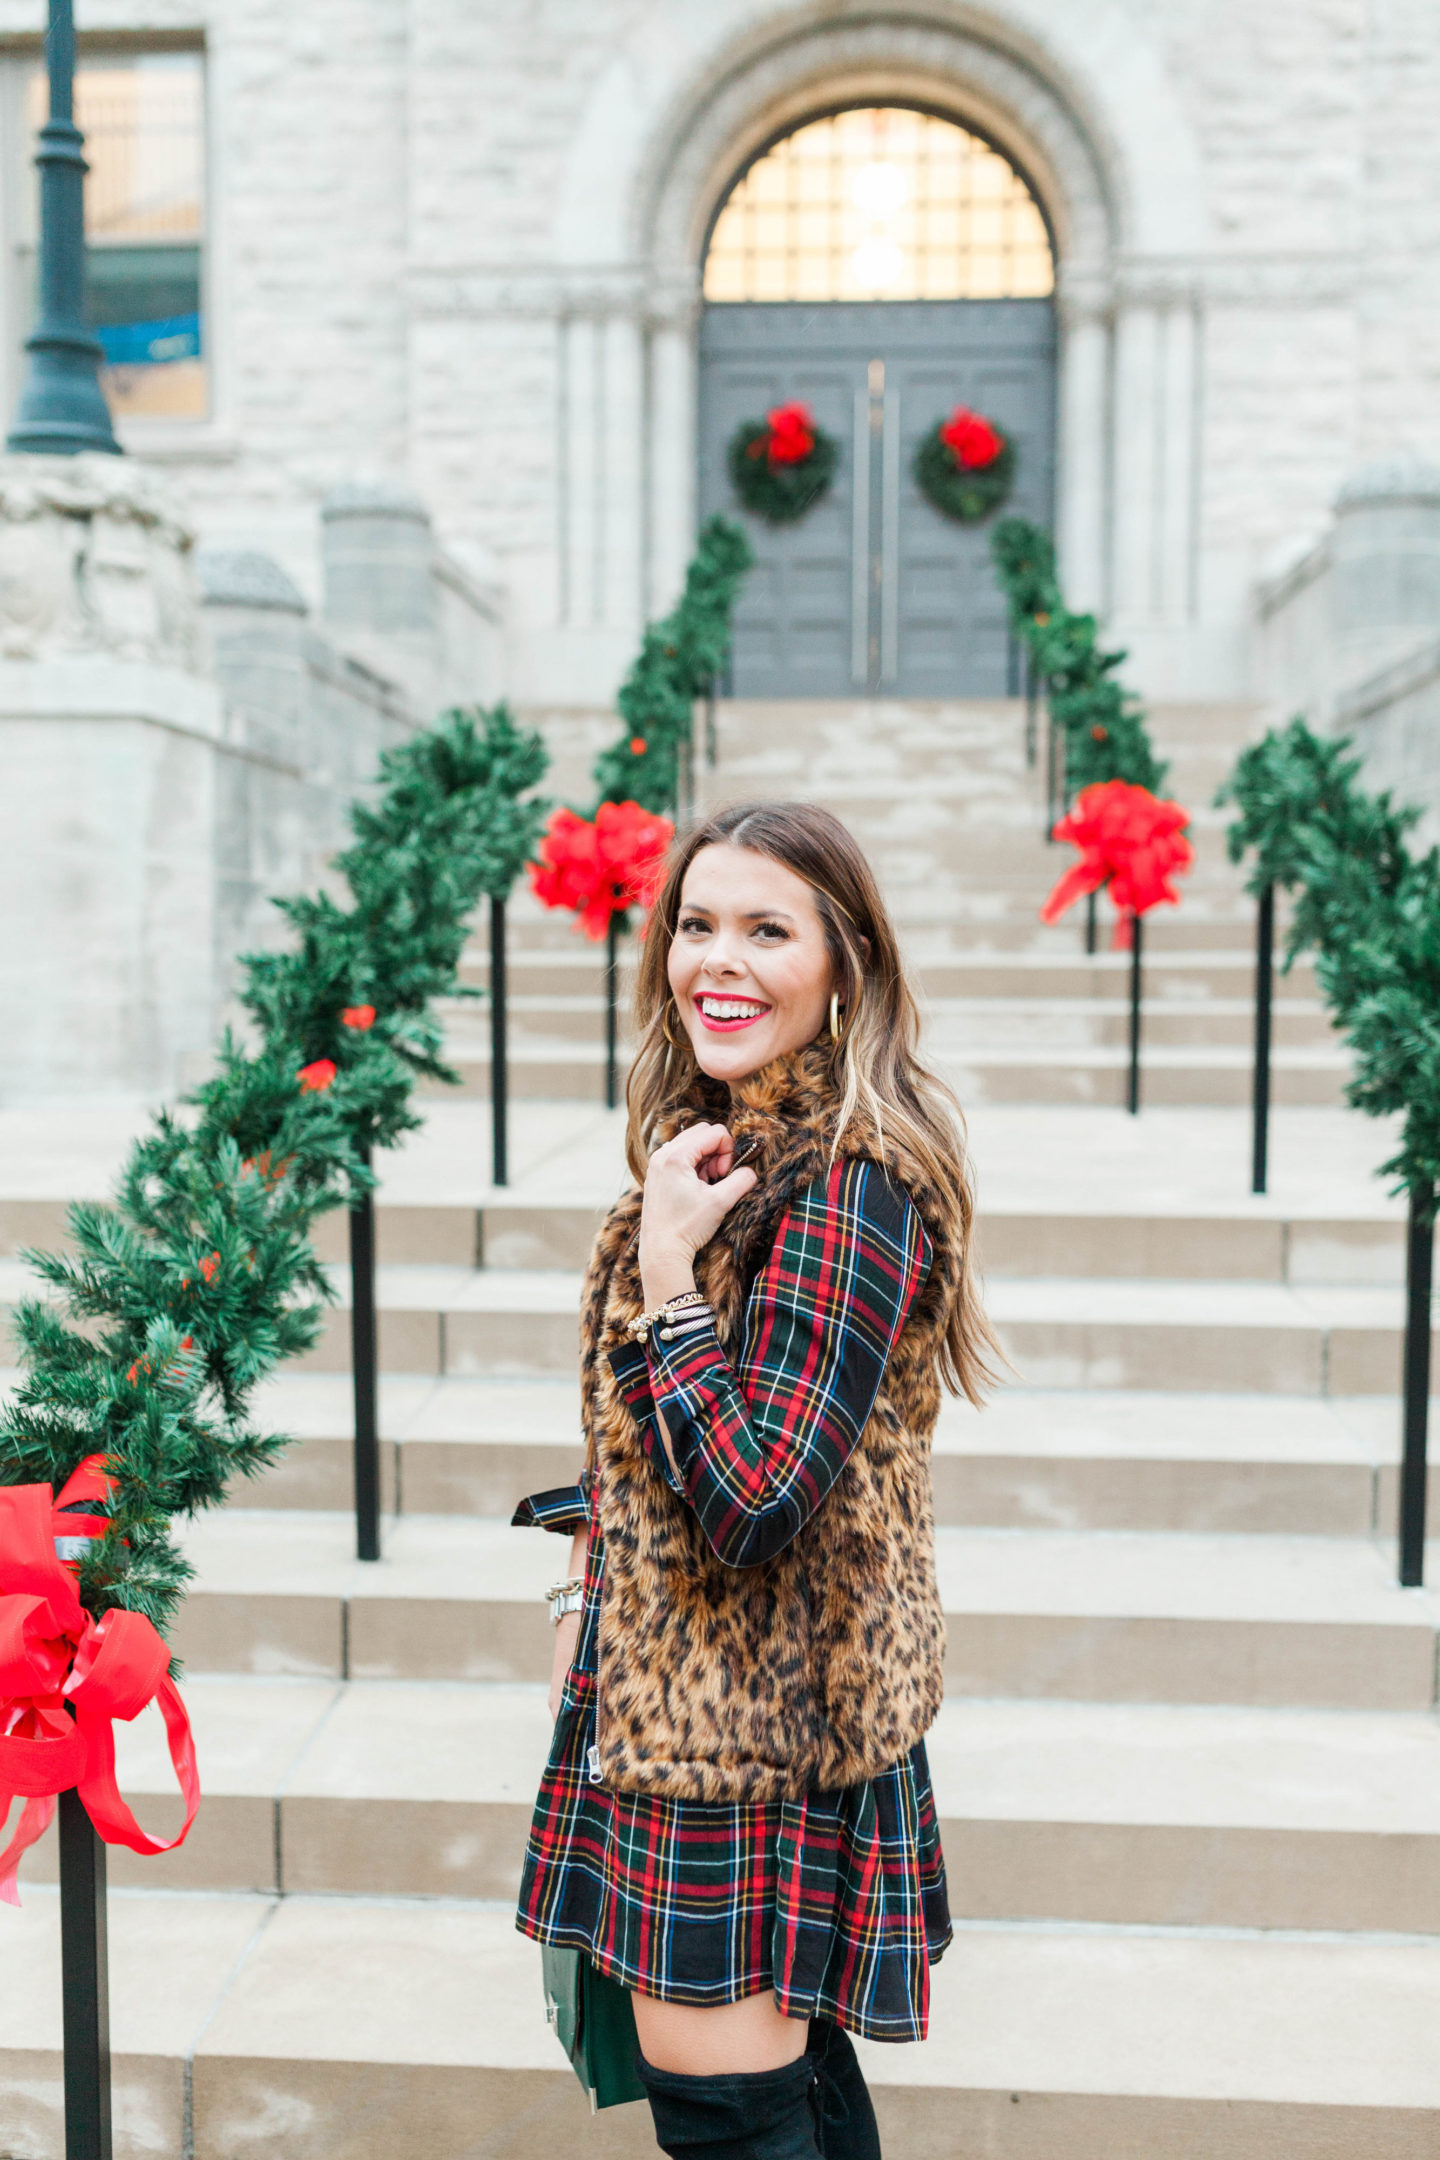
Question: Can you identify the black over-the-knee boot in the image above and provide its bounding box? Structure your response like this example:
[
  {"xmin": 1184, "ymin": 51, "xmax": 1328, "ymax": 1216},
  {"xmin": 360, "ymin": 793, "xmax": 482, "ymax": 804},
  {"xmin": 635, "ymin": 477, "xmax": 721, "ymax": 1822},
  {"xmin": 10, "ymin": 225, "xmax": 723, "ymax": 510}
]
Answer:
[
  {"xmin": 806, "ymin": 2021, "xmax": 881, "ymax": 2160},
  {"xmin": 637, "ymin": 2049, "xmax": 822, "ymax": 2159}
]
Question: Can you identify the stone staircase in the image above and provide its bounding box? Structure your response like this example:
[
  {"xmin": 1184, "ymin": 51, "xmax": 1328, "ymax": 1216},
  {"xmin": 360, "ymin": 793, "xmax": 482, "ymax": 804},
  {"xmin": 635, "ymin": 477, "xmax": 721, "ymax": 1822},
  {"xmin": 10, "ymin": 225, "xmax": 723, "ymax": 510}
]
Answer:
[
  {"xmin": 437, "ymin": 696, "xmax": 1347, "ymax": 1110},
  {"xmin": 3, "ymin": 694, "xmax": 1439, "ymax": 2159}
]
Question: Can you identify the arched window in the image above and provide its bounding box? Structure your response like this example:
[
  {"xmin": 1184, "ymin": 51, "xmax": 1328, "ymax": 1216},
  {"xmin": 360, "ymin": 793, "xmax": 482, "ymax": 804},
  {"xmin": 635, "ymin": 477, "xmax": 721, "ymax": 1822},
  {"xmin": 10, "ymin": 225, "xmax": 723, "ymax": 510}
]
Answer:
[{"xmin": 704, "ymin": 106, "xmax": 1053, "ymax": 305}]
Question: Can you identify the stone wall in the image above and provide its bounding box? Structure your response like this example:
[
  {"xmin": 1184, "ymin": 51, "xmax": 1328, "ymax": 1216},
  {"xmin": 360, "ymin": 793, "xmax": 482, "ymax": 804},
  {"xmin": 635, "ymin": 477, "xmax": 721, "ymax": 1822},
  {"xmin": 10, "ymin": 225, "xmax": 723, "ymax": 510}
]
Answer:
[
  {"xmin": 0, "ymin": 454, "xmax": 503, "ymax": 1103},
  {"xmin": 1256, "ymin": 460, "xmax": 1440, "ymax": 837}
]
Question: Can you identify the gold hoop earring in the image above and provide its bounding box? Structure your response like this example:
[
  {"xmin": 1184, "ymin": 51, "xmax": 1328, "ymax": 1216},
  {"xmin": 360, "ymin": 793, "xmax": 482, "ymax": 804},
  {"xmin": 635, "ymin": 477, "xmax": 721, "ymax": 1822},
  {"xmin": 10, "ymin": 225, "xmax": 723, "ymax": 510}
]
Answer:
[
  {"xmin": 662, "ymin": 1003, "xmax": 689, "ymax": 1050},
  {"xmin": 829, "ymin": 991, "xmax": 842, "ymax": 1043}
]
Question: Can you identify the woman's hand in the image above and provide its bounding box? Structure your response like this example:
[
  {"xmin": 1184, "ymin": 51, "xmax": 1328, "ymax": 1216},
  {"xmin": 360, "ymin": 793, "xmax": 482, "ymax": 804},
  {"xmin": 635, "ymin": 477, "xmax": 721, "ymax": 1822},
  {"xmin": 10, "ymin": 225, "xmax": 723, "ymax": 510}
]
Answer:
[{"xmin": 639, "ymin": 1123, "xmax": 757, "ymax": 1305}]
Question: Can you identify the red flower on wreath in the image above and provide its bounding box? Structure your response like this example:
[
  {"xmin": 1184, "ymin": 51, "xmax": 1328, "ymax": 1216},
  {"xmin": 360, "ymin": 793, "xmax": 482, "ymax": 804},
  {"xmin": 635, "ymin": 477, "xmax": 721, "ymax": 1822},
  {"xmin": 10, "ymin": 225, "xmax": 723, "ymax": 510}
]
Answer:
[
  {"xmin": 761, "ymin": 401, "xmax": 816, "ymax": 467},
  {"xmin": 939, "ymin": 405, "xmax": 1004, "ymax": 471},
  {"xmin": 1042, "ymin": 781, "xmax": 1194, "ymax": 948},
  {"xmin": 297, "ymin": 1058, "xmax": 337, "ymax": 1093},
  {"xmin": 341, "ymin": 1005, "xmax": 376, "ymax": 1031},
  {"xmin": 529, "ymin": 801, "xmax": 675, "ymax": 941}
]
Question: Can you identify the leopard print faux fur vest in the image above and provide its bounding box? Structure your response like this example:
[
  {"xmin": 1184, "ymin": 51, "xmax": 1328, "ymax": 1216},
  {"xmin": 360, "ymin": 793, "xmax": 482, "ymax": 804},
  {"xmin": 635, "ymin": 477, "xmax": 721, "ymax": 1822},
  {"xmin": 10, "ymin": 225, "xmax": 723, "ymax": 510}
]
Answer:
[{"xmin": 579, "ymin": 1044, "xmax": 958, "ymax": 1802}]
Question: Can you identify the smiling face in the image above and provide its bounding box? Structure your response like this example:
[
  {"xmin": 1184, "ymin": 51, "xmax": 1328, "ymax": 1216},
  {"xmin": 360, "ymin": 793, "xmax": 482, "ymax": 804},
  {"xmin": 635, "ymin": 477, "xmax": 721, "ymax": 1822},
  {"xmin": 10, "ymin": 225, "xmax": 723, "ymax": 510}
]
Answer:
[{"xmin": 667, "ymin": 843, "xmax": 836, "ymax": 1085}]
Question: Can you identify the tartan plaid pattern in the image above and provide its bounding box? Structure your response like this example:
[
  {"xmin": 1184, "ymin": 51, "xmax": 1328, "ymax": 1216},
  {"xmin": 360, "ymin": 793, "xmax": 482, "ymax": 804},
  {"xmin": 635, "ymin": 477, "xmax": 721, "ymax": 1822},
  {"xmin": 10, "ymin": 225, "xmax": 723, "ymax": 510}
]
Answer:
[
  {"xmin": 611, "ymin": 1157, "xmax": 933, "ymax": 1565},
  {"xmin": 515, "ymin": 1159, "xmax": 951, "ymax": 2042}
]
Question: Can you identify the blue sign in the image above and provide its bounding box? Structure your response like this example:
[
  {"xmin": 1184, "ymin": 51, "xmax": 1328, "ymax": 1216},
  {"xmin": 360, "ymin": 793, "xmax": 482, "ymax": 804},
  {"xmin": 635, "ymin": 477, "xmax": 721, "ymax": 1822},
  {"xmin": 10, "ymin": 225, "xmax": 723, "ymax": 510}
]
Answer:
[{"xmin": 97, "ymin": 312, "xmax": 202, "ymax": 367}]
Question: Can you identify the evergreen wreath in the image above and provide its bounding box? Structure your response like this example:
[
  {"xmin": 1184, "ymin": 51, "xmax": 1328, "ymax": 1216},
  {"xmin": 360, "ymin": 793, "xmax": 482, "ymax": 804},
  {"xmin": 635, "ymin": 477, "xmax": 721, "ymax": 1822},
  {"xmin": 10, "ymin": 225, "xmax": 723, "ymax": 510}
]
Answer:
[
  {"xmin": 915, "ymin": 405, "xmax": 1015, "ymax": 524},
  {"xmin": 727, "ymin": 402, "xmax": 839, "ymax": 526},
  {"xmin": 0, "ymin": 705, "xmax": 549, "ymax": 1636}
]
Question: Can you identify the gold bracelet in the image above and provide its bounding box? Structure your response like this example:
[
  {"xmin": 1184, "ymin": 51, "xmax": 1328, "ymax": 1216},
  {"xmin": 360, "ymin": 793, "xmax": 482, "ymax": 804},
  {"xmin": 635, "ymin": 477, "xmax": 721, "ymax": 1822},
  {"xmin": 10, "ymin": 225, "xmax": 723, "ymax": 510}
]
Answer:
[{"xmin": 629, "ymin": 1291, "xmax": 710, "ymax": 1345}]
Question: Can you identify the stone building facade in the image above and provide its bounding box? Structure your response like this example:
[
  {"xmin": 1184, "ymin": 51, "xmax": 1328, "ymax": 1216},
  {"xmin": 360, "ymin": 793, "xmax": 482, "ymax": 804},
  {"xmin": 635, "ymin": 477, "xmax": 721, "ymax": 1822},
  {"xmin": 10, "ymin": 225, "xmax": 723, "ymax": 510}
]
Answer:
[
  {"xmin": 0, "ymin": 0, "xmax": 1436, "ymax": 705},
  {"xmin": 1, "ymin": 0, "xmax": 1439, "ymax": 1093}
]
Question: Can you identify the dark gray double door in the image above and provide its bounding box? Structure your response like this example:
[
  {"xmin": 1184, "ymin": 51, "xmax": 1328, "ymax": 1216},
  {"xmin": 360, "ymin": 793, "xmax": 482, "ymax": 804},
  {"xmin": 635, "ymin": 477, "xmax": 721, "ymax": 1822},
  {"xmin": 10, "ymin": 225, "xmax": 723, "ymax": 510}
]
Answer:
[{"xmin": 698, "ymin": 300, "xmax": 1055, "ymax": 698}]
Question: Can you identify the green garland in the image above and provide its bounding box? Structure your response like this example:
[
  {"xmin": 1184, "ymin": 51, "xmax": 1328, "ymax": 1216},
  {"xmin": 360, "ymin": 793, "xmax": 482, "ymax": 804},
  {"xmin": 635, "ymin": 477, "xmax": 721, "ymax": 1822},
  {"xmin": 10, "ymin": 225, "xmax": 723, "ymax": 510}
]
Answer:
[
  {"xmin": 593, "ymin": 516, "xmax": 753, "ymax": 817},
  {"xmin": 1219, "ymin": 717, "xmax": 1439, "ymax": 1200},
  {"xmin": 0, "ymin": 704, "xmax": 549, "ymax": 1634},
  {"xmin": 726, "ymin": 418, "xmax": 839, "ymax": 526},
  {"xmin": 914, "ymin": 425, "xmax": 1015, "ymax": 524},
  {"xmin": 991, "ymin": 517, "xmax": 1166, "ymax": 797}
]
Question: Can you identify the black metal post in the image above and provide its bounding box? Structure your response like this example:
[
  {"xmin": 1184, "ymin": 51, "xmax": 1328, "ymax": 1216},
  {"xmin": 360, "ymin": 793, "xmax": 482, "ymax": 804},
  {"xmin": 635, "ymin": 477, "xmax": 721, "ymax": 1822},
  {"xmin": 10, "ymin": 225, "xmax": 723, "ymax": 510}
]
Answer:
[
  {"xmin": 1127, "ymin": 912, "xmax": 1144, "ymax": 1115},
  {"xmin": 490, "ymin": 894, "xmax": 508, "ymax": 1188},
  {"xmin": 604, "ymin": 914, "xmax": 620, "ymax": 1112},
  {"xmin": 1399, "ymin": 1183, "xmax": 1434, "ymax": 1589},
  {"xmin": 1251, "ymin": 881, "xmax": 1275, "ymax": 1196},
  {"xmin": 1024, "ymin": 657, "xmax": 1038, "ymax": 770},
  {"xmin": 349, "ymin": 1141, "xmax": 380, "ymax": 1562},
  {"xmin": 1084, "ymin": 888, "xmax": 1097, "ymax": 956},
  {"xmin": 8, "ymin": 0, "xmax": 120, "ymax": 454},
  {"xmin": 59, "ymin": 1788, "xmax": 111, "ymax": 2160}
]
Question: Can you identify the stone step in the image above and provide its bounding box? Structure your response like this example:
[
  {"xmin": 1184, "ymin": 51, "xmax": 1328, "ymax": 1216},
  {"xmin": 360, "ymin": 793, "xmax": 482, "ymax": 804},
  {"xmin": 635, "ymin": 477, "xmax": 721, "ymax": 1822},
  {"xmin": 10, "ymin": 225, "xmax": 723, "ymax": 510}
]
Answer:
[
  {"xmin": 252, "ymin": 1267, "xmax": 1433, "ymax": 1392},
  {"xmin": 441, "ymin": 987, "xmax": 1329, "ymax": 1055},
  {"xmin": 926, "ymin": 997, "xmax": 1336, "ymax": 1051},
  {"xmin": 7, "ymin": 1260, "xmax": 1426, "ymax": 1391},
  {"xmin": 915, "ymin": 951, "xmax": 1318, "ymax": 998},
  {"xmin": 440, "ymin": 988, "xmax": 1332, "ymax": 1053},
  {"xmin": 7, "ymin": 1891, "xmax": 1434, "ymax": 2159},
  {"xmin": 416, "ymin": 1039, "xmax": 1350, "ymax": 1108},
  {"xmin": 234, "ymin": 1378, "xmax": 1427, "ymax": 1539},
  {"xmin": 471, "ymin": 908, "xmax": 1286, "ymax": 972},
  {"xmin": 17, "ymin": 1685, "xmax": 1440, "ymax": 1936},
  {"xmin": 167, "ymin": 1511, "xmax": 1440, "ymax": 1709},
  {"xmin": 947, "ymin": 1043, "xmax": 1348, "ymax": 1108},
  {"xmin": 4, "ymin": 1118, "xmax": 1401, "ymax": 1280}
]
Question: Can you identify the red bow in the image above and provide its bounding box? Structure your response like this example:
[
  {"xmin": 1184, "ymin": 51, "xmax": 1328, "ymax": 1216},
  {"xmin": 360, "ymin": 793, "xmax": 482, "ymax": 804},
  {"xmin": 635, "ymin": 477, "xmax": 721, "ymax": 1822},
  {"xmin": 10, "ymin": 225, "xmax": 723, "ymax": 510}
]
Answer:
[
  {"xmin": 1042, "ymin": 780, "xmax": 1194, "ymax": 947},
  {"xmin": 528, "ymin": 801, "xmax": 674, "ymax": 941},
  {"xmin": 938, "ymin": 405, "xmax": 1003, "ymax": 471},
  {"xmin": 765, "ymin": 401, "xmax": 816, "ymax": 467},
  {"xmin": 0, "ymin": 1471, "xmax": 199, "ymax": 1905}
]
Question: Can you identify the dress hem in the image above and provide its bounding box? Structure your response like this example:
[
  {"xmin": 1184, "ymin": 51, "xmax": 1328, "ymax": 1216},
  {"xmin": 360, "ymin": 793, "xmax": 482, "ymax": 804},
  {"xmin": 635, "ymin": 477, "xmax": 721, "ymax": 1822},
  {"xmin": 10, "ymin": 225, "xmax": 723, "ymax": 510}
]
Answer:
[{"xmin": 514, "ymin": 1909, "xmax": 952, "ymax": 2045}]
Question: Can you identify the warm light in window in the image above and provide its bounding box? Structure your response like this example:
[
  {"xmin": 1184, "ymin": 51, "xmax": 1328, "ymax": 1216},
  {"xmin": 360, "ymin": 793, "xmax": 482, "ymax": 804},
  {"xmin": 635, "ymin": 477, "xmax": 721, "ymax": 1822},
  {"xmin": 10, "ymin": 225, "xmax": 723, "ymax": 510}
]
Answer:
[
  {"xmin": 851, "ymin": 160, "xmax": 907, "ymax": 216},
  {"xmin": 704, "ymin": 106, "xmax": 1054, "ymax": 304},
  {"xmin": 849, "ymin": 238, "xmax": 904, "ymax": 290}
]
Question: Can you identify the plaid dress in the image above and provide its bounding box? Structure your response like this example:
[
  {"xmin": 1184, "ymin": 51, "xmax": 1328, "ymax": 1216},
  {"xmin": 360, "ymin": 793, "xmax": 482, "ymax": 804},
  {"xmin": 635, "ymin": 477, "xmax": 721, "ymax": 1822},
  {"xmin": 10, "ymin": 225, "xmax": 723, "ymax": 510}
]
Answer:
[{"xmin": 514, "ymin": 1158, "xmax": 952, "ymax": 2043}]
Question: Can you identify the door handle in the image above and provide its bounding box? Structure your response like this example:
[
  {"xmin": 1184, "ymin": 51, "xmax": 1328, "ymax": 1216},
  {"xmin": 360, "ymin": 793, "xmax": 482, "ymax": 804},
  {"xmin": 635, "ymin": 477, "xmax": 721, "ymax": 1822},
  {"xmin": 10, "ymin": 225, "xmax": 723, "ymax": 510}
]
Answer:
[
  {"xmin": 880, "ymin": 391, "xmax": 900, "ymax": 687},
  {"xmin": 851, "ymin": 388, "xmax": 871, "ymax": 687}
]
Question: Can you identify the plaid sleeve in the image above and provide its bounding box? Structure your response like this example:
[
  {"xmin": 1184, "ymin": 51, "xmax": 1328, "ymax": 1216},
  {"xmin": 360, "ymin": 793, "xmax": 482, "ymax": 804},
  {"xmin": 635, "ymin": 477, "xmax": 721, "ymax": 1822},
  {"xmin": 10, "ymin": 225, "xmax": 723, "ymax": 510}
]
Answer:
[
  {"xmin": 607, "ymin": 1159, "xmax": 932, "ymax": 1567},
  {"xmin": 510, "ymin": 1467, "xmax": 591, "ymax": 1535}
]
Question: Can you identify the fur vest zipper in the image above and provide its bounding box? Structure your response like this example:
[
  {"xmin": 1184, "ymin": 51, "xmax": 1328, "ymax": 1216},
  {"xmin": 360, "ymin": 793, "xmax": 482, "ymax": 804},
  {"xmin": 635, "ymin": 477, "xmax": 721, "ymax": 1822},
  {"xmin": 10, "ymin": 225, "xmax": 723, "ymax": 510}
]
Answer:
[{"xmin": 579, "ymin": 1045, "xmax": 957, "ymax": 1802}]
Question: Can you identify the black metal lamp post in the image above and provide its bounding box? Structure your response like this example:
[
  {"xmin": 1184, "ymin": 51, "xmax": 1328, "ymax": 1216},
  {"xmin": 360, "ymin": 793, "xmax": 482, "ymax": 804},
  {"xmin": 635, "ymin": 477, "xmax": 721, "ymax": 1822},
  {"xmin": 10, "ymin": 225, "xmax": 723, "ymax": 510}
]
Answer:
[{"xmin": 8, "ymin": 0, "xmax": 120, "ymax": 455}]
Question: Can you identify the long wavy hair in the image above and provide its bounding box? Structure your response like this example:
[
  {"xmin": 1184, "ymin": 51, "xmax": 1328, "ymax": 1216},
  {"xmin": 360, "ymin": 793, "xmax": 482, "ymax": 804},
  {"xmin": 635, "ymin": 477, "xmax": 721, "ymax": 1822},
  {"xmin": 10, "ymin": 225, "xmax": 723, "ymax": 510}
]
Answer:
[{"xmin": 625, "ymin": 799, "xmax": 1001, "ymax": 1405}]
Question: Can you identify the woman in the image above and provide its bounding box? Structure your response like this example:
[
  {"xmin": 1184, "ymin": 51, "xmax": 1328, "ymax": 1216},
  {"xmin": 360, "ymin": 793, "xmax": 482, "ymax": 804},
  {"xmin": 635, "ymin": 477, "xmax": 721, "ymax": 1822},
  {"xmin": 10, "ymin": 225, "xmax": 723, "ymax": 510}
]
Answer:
[{"xmin": 514, "ymin": 800, "xmax": 998, "ymax": 2158}]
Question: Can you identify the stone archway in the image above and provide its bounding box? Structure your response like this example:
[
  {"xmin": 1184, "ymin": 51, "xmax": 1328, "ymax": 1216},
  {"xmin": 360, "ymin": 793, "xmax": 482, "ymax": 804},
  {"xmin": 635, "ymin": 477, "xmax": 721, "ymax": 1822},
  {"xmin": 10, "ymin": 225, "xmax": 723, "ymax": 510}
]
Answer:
[{"xmin": 632, "ymin": 14, "xmax": 1122, "ymax": 625}]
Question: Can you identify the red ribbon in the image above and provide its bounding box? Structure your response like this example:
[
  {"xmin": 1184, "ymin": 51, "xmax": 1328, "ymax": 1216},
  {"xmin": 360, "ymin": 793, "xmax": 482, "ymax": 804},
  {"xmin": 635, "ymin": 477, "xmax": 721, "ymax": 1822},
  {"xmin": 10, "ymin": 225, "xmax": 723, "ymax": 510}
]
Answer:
[
  {"xmin": 0, "ymin": 1473, "xmax": 200, "ymax": 1905},
  {"xmin": 764, "ymin": 400, "xmax": 816, "ymax": 467},
  {"xmin": 938, "ymin": 405, "xmax": 1004, "ymax": 471},
  {"xmin": 1042, "ymin": 779, "xmax": 1194, "ymax": 947}
]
